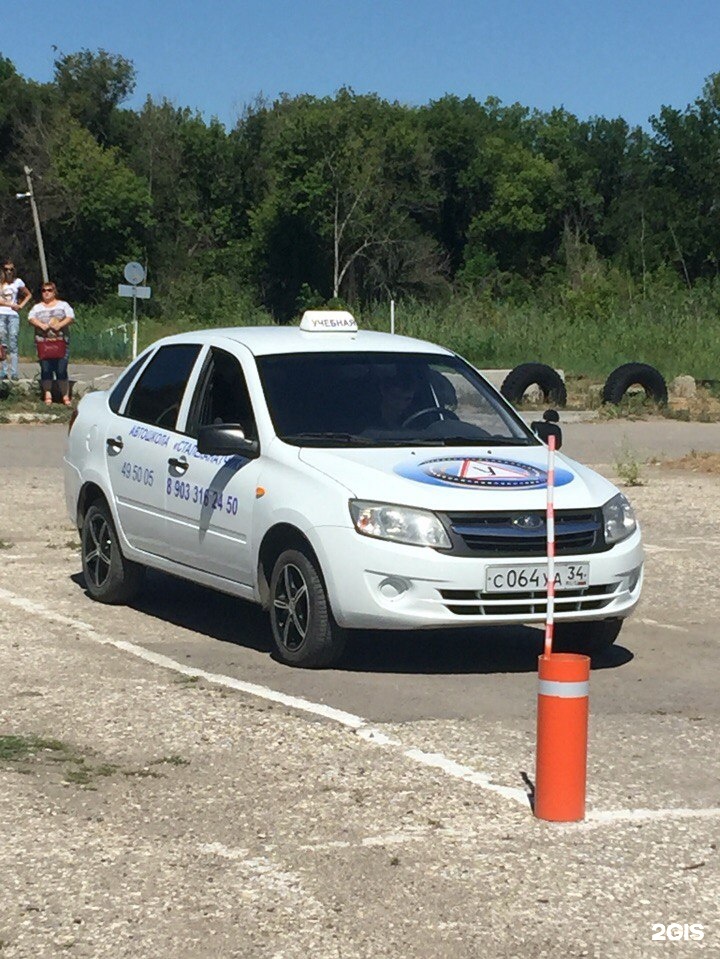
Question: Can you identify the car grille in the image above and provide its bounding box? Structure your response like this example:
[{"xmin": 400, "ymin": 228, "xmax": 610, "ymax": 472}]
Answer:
[
  {"xmin": 439, "ymin": 583, "xmax": 620, "ymax": 617},
  {"xmin": 442, "ymin": 508, "xmax": 606, "ymax": 557}
]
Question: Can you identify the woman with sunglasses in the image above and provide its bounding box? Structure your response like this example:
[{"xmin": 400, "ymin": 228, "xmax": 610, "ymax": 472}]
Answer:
[
  {"xmin": 0, "ymin": 260, "xmax": 32, "ymax": 381},
  {"xmin": 28, "ymin": 281, "xmax": 75, "ymax": 406}
]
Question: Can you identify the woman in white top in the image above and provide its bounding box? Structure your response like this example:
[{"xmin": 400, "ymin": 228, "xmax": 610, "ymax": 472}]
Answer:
[
  {"xmin": 0, "ymin": 260, "xmax": 32, "ymax": 380},
  {"xmin": 28, "ymin": 281, "xmax": 75, "ymax": 406}
]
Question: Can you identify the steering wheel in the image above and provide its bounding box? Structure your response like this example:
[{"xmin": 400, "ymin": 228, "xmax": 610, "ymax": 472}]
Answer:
[{"xmin": 401, "ymin": 406, "xmax": 459, "ymax": 428}]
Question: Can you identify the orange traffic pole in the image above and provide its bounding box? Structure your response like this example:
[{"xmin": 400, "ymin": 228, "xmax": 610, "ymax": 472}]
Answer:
[{"xmin": 535, "ymin": 652, "xmax": 590, "ymax": 822}]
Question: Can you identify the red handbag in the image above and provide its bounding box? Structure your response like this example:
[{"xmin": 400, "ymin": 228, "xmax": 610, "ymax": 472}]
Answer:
[{"xmin": 37, "ymin": 338, "xmax": 67, "ymax": 360}]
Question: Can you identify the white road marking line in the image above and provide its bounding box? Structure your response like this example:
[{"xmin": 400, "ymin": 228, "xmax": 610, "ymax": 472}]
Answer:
[
  {"xmin": 2, "ymin": 585, "xmax": 719, "ymax": 826},
  {"xmin": 402, "ymin": 748, "xmax": 528, "ymax": 804},
  {"xmin": 638, "ymin": 618, "xmax": 689, "ymax": 633},
  {"xmin": 583, "ymin": 807, "xmax": 720, "ymax": 826},
  {"xmin": 298, "ymin": 827, "xmax": 474, "ymax": 851},
  {"xmin": 0, "ymin": 585, "xmax": 529, "ymax": 809}
]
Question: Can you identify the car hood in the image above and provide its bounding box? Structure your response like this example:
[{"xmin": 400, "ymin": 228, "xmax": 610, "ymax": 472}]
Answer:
[{"xmin": 297, "ymin": 444, "xmax": 618, "ymax": 511}]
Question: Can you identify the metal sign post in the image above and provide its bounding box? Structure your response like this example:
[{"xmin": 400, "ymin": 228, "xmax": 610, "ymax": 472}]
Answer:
[{"xmin": 118, "ymin": 262, "xmax": 150, "ymax": 359}]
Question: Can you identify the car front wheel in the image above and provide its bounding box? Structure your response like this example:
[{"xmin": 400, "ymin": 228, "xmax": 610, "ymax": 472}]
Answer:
[
  {"xmin": 269, "ymin": 546, "xmax": 346, "ymax": 668},
  {"xmin": 81, "ymin": 501, "xmax": 144, "ymax": 604}
]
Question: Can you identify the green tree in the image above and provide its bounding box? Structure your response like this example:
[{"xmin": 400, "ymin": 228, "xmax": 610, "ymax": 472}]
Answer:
[
  {"xmin": 20, "ymin": 114, "xmax": 152, "ymax": 296},
  {"xmin": 240, "ymin": 90, "xmax": 441, "ymax": 318},
  {"xmin": 53, "ymin": 49, "xmax": 136, "ymax": 143}
]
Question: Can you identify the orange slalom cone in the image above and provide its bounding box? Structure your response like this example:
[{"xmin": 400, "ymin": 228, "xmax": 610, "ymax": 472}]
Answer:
[{"xmin": 535, "ymin": 653, "xmax": 590, "ymax": 822}]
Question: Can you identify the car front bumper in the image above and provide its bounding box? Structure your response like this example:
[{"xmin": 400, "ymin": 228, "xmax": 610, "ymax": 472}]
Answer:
[{"xmin": 313, "ymin": 525, "xmax": 644, "ymax": 630}]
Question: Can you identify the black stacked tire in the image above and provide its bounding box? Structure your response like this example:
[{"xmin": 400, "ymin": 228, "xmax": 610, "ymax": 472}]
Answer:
[
  {"xmin": 500, "ymin": 363, "xmax": 567, "ymax": 406},
  {"xmin": 602, "ymin": 363, "xmax": 668, "ymax": 405}
]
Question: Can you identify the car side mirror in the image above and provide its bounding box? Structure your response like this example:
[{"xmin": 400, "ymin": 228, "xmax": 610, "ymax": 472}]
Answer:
[
  {"xmin": 197, "ymin": 424, "xmax": 260, "ymax": 458},
  {"xmin": 531, "ymin": 409, "xmax": 563, "ymax": 450}
]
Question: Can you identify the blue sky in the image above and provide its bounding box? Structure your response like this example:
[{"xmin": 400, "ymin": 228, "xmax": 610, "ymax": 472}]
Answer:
[{"xmin": 11, "ymin": 1, "xmax": 720, "ymax": 129}]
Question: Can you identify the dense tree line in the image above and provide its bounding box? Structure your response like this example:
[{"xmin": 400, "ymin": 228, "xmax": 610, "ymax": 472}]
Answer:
[{"xmin": 2, "ymin": 49, "xmax": 720, "ymax": 321}]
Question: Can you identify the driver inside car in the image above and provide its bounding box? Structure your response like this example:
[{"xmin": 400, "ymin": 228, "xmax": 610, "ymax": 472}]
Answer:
[{"xmin": 375, "ymin": 366, "xmax": 424, "ymax": 428}]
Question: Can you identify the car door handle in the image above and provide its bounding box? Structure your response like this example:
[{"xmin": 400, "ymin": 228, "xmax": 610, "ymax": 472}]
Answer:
[
  {"xmin": 168, "ymin": 457, "xmax": 189, "ymax": 474},
  {"xmin": 106, "ymin": 436, "xmax": 123, "ymax": 455}
]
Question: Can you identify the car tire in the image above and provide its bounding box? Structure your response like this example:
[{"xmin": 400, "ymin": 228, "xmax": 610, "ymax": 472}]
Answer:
[
  {"xmin": 552, "ymin": 618, "xmax": 623, "ymax": 655},
  {"xmin": 81, "ymin": 501, "xmax": 144, "ymax": 604},
  {"xmin": 269, "ymin": 546, "xmax": 347, "ymax": 668},
  {"xmin": 500, "ymin": 363, "xmax": 567, "ymax": 406},
  {"xmin": 602, "ymin": 363, "xmax": 668, "ymax": 405}
]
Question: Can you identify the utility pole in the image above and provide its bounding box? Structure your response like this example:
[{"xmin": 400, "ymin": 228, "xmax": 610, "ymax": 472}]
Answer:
[{"xmin": 17, "ymin": 166, "xmax": 49, "ymax": 283}]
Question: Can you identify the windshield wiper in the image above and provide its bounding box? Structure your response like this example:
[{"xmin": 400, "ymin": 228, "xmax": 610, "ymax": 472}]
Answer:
[
  {"xmin": 281, "ymin": 431, "xmax": 377, "ymax": 446},
  {"xmin": 436, "ymin": 435, "xmax": 536, "ymax": 446}
]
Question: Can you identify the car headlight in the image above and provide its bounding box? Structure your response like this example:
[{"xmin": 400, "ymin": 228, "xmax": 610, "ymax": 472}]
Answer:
[
  {"xmin": 349, "ymin": 500, "xmax": 451, "ymax": 549},
  {"xmin": 602, "ymin": 493, "xmax": 637, "ymax": 545}
]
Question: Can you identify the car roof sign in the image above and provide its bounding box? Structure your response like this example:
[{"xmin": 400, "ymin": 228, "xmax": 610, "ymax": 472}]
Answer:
[{"xmin": 299, "ymin": 310, "xmax": 358, "ymax": 332}]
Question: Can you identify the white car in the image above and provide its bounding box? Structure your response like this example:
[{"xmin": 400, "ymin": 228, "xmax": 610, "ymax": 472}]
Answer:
[{"xmin": 64, "ymin": 311, "xmax": 643, "ymax": 667}]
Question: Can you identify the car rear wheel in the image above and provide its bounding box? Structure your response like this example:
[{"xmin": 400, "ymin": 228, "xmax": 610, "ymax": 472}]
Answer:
[
  {"xmin": 269, "ymin": 546, "xmax": 346, "ymax": 668},
  {"xmin": 81, "ymin": 501, "xmax": 144, "ymax": 604},
  {"xmin": 552, "ymin": 618, "xmax": 623, "ymax": 655}
]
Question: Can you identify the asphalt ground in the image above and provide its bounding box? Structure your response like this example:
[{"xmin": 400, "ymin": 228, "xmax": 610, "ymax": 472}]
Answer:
[{"xmin": 0, "ymin": 420, "xmax": 718, "ymax": 957}]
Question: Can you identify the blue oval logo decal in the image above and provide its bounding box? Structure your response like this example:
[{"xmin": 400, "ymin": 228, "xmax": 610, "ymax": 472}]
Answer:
[{"xmin": 395, "ymin": 455, "xmax": 574, "ymax": 490}]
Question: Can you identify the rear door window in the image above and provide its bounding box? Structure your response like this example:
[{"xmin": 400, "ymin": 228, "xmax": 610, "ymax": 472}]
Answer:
[
  {"xmin": 109, "ymin": 352, "xmax": 152, "ymax": 413},
  {"xmin": 124, "ymin": 344, "xmax": 201, "ymax": 429}
]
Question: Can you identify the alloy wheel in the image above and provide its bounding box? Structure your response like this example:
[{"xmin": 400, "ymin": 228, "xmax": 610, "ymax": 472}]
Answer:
[
  {"xmin": 85, "ymin": 513, "xmax": 113, "ymax": 589},
  {"xmin": 272, "ymin": 562, "xmax": 310, "ymax": 651}
]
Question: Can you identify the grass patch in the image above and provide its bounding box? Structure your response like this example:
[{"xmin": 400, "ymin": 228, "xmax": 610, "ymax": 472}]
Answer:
[
  {"xmin": 63, "ymin": 765, "xmax": 94, "ymax": 786},
  {"xmin": 599, "ymin": 393, "xmax": 662, "ymax": 421},
  {"xmin": 150, "ymin": 754, "xmax": 190, "ymax": 766},
  {"xmin": 0, "ymin": 391, "xmax": 74, "ymax": 420},
  {"xmin": 614, "ymin": 444, "xmax": 645, "ymax": 487},
  {"xmin": 46, "ymin": 539, "xmax": 81, "ymax": 551},
  {"xmin": 0, "ymin": 734, "xmax": 67, "ymax": 761},
  {"xmin": 0, "ymin": 539, "xmax": 14, "ymax": 550},
  {"xmin": 172, "ymin": 675, "xmax": 200, "ymax": 685},
  {"xmin": 0, "ymin": 733, "xmax": 182, "ymax": 788}
]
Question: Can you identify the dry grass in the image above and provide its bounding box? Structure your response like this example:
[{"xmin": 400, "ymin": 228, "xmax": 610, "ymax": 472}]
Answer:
[
  {"xmin": 665, "ymin": 386, "xmax": 720, "ymax": 422},
  {"xmin": 661, "ymin": 451, "xmax": 720, "ymax": 474}
]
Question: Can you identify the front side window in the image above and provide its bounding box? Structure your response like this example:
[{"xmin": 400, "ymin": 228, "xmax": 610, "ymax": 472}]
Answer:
[
  {"xmin": 256, "ymin": 351, "xmax": 537, "ymax": 448},
  {"xmin": 124, "ymin": 344, "xmax": 201, "ymax": 429},
  {"xmin": 186, "ymin": 347, "xmax": 257, "ymax": 440}
]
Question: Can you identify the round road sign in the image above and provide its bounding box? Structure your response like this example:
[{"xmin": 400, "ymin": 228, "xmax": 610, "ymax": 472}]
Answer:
[{"xmin": 124, "ymin": 261, "xmax": 145, "ymax": 285}]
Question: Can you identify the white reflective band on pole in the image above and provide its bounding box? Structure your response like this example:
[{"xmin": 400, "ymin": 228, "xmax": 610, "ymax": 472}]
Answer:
[{"xmin": 538, "ymin": 680, "xmax": 590, "ymax": 698}]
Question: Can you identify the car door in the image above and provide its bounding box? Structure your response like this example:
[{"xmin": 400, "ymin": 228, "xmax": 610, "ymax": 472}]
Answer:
[
  {"xmin": 163, "ymin": 345, "xmax": 262, "ymax": 585},
  {"xmin": 106, "ymin": 343, "xmax": 201, "ymax": 556}
]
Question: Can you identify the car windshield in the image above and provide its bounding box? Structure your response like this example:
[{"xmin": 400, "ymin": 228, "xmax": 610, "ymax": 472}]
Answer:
[{"xmin": 256, "ymin": 351, "xmax": 537, "ymax": 448}]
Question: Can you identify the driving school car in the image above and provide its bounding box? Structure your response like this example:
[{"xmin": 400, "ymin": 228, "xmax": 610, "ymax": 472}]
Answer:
[{"xmin": 64, "ymin": 310, "xmax": 643, "ymax": 667}]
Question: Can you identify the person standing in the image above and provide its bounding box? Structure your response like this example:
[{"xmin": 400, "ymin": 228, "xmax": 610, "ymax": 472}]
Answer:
[
  {"xmin": 27, "ymin": 281, "xmax": 75, "ymax": 406},
  {"xmin": 0, "ymin": 260, "xmax": 32, "ymax": 380}
]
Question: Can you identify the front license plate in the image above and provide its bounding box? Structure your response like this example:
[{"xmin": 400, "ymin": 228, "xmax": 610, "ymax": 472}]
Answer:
[{"xmin": 485, "ymin": 563, "xmax": 589, "ymax": 594}]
